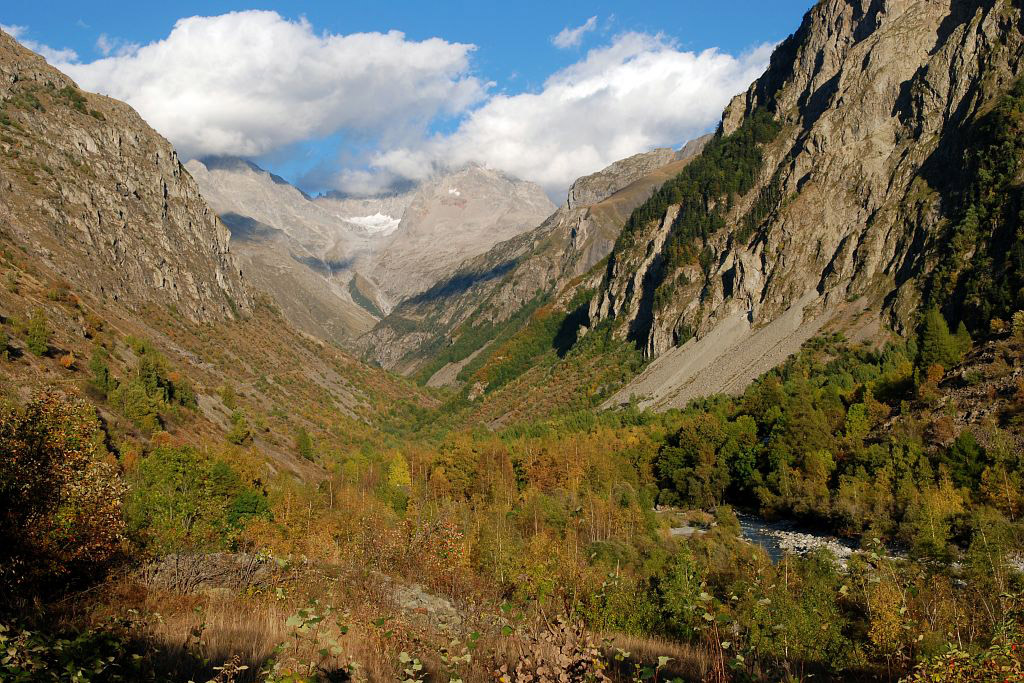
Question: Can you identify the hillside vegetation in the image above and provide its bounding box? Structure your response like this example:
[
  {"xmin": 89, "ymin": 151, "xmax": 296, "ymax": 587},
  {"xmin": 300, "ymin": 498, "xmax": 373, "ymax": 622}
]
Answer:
[{"xmin": 8, "ymin": 3, "xmax": 1024, "ymax": 682}]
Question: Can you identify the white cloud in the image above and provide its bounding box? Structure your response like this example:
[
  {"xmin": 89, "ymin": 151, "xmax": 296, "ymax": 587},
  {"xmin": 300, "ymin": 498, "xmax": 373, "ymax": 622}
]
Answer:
[
  {"xmin": 95, "ymin": 33, "xmax": 138, "ymax": 57},
  {"xmin": 367, "ymin": 33, "xmax": 774, "ymax": 198},
  {"xmin": 47, "ymin": 11, "xmax": 486, "ymax": 159},
  {"xmin": 553, "ymin": 16, "xmax": 598, "ymax": 49},
  {"xmin": 95, "ymin": 33, "xmax": 115, "ymax": 56},
  {"xmin": 6, "ymin": 16, "xmax": 774, "ymax": 199},
  {"xmin": 2, "ymin": 24, "xmax": 79, "ymax": 63}
]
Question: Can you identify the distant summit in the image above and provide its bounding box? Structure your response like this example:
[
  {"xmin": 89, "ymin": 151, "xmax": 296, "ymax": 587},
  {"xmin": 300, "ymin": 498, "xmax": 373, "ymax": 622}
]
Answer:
[{"xmin": 186, "ymin": 157, "xmax": 555, "ymax": 344}]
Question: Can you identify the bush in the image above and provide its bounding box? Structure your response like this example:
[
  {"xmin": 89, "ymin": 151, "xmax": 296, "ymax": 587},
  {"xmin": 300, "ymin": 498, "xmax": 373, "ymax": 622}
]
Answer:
[
  {"xmin": 96, "ymin": 343, "xmax": 198, "ymax": 429},
  {"xmin": 0, "ymin": 391, "xmax": 125, "ymax": 598},
  {"xmin": 88, "ymin": 347, "xmax": 115, "ymax": 396},
  {"xmin": 295, "ymin": 426, "xmax": 315, "ymax": 461},
  {"xmin": 226, "ymin": 410, "xmax": 252, "ymax": 446},
  {"xmin": 125, "ymin": 445, "xmax": 267, "ymax": 554}
]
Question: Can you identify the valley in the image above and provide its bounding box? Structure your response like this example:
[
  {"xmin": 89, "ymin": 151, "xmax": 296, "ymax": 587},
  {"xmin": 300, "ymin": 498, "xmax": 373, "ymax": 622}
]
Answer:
[{"xmin": 4, "ymin": 1, "xmax": 1024, "ymax": 682}]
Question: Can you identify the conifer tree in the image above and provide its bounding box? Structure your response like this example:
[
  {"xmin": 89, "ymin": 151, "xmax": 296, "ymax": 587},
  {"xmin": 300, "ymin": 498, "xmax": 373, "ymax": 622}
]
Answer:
[{"xmin": 918, "ymin": 308, "xmax": 965, "ymax": 370}]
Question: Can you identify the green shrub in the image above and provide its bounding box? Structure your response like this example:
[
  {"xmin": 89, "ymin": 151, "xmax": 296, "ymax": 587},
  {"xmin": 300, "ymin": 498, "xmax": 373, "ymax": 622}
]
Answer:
[
  {"xmin": 88, "ymin": 347, "xmax": 115, "ymax": 396},
  {"xmin": 226, "ymin": 410, "xmax": 252, "ymax": 446},
  {"xmin": 295, "ymin": 426, "xmax": 315, "ymax": 461},
  {"xmin": 108, "ymin": 379, "xmax": 162, "ymax": 433},
  {"xmin": 25, "ymin": 308, "xmax": 50, "ymax": 356},
  {"xmin": 125, "ymin": 445, "xmax": 266, "ymax": 553}
]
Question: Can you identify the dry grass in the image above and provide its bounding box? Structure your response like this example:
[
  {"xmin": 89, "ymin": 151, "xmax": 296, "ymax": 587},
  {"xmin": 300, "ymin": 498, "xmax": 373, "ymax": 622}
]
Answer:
[
  {"xmin": 603, "ymin": 633, "xmax": 713, "ymax": 681},
  {"xmin": 66, "ymin": 567, "xmax": 720, "ymax": 683},
  {"xmin": 87, "ymin": 579, "xmax": 398, "ymax": 682}
]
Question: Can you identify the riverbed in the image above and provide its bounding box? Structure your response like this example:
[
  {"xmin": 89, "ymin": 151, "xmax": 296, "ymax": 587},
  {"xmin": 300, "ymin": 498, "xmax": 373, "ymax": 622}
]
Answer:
[{"xmin": 735, "ymin": 513, "xmax": 859, "ymax": 563}]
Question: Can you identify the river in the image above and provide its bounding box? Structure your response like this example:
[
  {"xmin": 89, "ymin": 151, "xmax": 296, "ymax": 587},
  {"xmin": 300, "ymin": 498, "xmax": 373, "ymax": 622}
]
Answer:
[{"xmin": 735, "ymin": 513, "xmax": 859, "ymax": 563}]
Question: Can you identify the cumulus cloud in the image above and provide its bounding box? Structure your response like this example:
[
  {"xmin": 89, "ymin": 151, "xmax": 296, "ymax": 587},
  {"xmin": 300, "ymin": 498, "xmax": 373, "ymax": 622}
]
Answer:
[
  {"xmin": 48, "ymin": 11, "xmax": 487, "ymax": 159},
  {"xmin": 367, "ymin": 33, "xmax": 774, "ymax": 198},
  {"xmin": 1, "ymin": 24, "xmax": 79, "ymax": 63},
  {"xmin": 553, "ymin": 16, "xmax": 597, "ymax": 49},
  {"xmin": 6, "ymin": 14, "xmax": 774, "ymax": 198}
]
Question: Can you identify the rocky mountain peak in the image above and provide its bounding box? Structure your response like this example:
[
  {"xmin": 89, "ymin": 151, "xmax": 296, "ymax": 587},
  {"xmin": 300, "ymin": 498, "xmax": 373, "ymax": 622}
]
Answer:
[
  {"xmin": 589, "ymin": 0, "xmax": 1024, "ymax": 408},
  {"xmin": 566, "ymin": 148, "xmax": 678, "ymax": 210}
]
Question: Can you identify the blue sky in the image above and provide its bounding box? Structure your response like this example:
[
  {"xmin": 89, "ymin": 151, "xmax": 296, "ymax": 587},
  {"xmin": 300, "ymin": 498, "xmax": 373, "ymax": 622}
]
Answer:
[{"xmin": 2, "ymin": 2, "xmax": 814, "ymax": 196}]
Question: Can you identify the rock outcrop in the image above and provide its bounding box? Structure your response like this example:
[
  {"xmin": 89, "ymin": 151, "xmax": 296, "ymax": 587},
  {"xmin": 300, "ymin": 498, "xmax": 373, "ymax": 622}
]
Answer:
[
  {"xmin": 590, "ymin": 0, "xmax": 1024, "ymax": 408},
  {"xmin": 0, "ymin": 29, "xmax": 250, "ymax": 322},
  {"xmin": 566, "ymin": 139, "xmax": 706, "ymax": 210}
]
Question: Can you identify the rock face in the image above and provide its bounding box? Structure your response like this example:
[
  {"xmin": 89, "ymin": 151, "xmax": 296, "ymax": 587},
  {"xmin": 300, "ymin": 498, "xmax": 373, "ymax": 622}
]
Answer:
[
  {"xmin": 566, "ymin": 139, "xmax": 705, "ymax": 210},
  {"xmin": 363, "ymin": 137, "xmax": 709, "ymax": 374},
  {"xmin": 590, "ymin": 0, "xmax": 1024, "ymax": 407},
  {"xmin": 0, "ymin": 29, "xmax": 250, "ymax": 322}
]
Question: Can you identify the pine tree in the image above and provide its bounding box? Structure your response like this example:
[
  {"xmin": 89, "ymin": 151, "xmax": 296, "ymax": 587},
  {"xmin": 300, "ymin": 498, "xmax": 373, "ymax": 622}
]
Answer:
[
  {"xmin": 918, "ymin": 308, "xmax": 961, "ymax": 370},
  {"xmin": 89, "ymin": 348, "xmax": 114, "ymax": 396}
]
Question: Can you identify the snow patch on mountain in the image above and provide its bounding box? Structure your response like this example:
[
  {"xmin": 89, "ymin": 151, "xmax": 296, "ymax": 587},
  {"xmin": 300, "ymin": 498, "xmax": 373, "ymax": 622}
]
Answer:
[{"xmin": 345, "ymin": 212, "xmax": 401, "ymax": 235}]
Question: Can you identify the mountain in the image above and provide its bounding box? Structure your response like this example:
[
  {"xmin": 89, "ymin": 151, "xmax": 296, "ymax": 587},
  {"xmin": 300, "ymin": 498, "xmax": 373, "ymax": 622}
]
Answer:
[
  {"xmin": 0, "ymin": 33, "xmax": 249, "ymax": 322},
  {"xmin": 185, "ymin": 158, "xmax": 384, "ymax": 344},
  {"xmin": 186, "ymin": 158, "xmax": 555, "ymax": 342},
  {"xmin": 363, "ymin": 165, "xmax": 557, "ymax": 307},
  {"xmin": 8, "ymin": 6, "xmax": 1024, "ymax": 682},
  {"xmin": 363, "ymin": 138, "xmax": 709, "ymax": 377},
  {"xmin": 584, "ymin": 0, "xmax": 1024, "ymax": 409},
  {"xmin": 0, "ymin": 28, "xmax": 432, "ymax": 474}
]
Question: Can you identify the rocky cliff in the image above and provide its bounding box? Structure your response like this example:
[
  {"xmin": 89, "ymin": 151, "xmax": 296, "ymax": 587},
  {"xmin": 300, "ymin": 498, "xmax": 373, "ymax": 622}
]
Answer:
[
  {"xmin": 0, "ymin": 29, "xmax": 250, "ymax": 322},
  {"xmin": 589, "ymin": 0, "xmax": 1024, "ymax": 408},
  {"xmin": 363, "ymin": 138, "xmax": 709, "ymax": 375}
]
